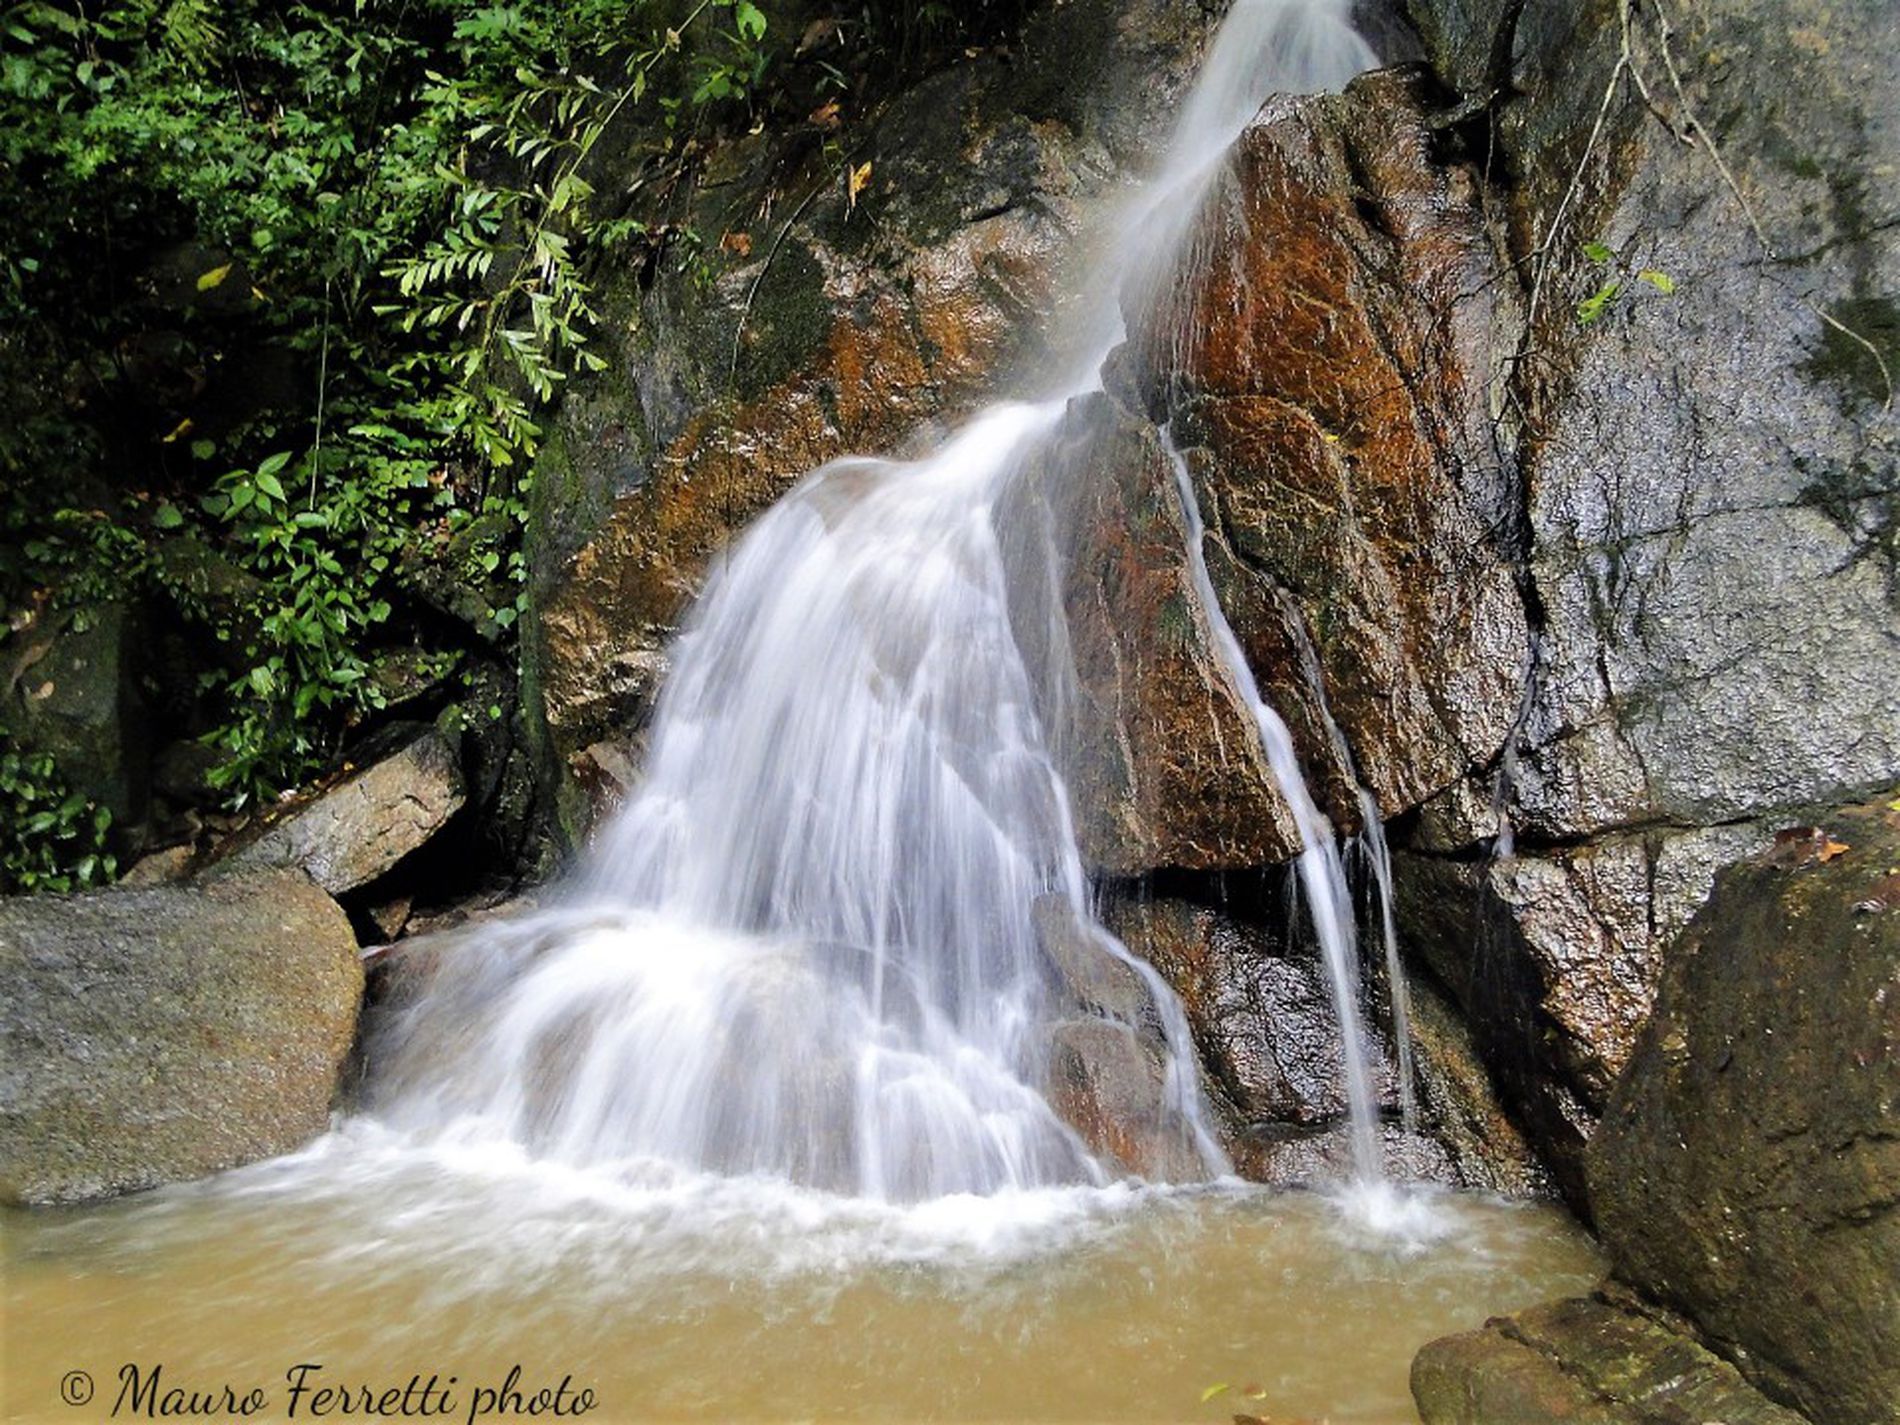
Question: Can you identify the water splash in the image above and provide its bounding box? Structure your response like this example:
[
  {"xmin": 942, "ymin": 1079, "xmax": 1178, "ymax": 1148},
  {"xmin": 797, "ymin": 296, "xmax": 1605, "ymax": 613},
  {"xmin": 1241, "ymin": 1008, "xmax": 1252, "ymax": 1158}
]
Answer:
[{"xmin": 367, "ymin": 0, "xmax": 1383, "ymax": 1204}]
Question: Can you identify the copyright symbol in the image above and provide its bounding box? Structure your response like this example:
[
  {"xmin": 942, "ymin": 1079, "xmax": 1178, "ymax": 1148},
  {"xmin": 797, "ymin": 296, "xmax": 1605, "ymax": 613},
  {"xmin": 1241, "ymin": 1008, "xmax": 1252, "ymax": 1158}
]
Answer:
[{"xmin": 60, "ymin": 1370, "xmax": 93, "ymax": 1407}]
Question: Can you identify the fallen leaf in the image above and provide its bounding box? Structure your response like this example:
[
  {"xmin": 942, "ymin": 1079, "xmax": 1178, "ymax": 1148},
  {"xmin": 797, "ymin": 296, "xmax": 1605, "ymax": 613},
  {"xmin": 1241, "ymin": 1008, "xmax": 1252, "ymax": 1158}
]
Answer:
[
  {"xmin": 196, "ymin": 262, "xmax": 233, "ymax": 292},
  {"xmin": 808, "ymin": 99, "xmax": 842, "ymax": 130},
  {"xmin": 1770, "ymin": 826, "xmax": 1853, "ymax": 867},
  {"xmin": 1242, "ymin": 1385, "xmax": 1269, "ymax": 1400},
  {"xmin": 161, "ymin": 417, "xmax": 194, "ymax": 443},
  {"xmin": 1200, "ymin": 1383, "xmax": 1231, "ymax": 1403},
  {"xmin": 846, "ymin": 160, "xmax": 873, "ymax": 212},
  {"xmin": 719, "ymin": 230, "xmax": 753, "ymax": 257}
]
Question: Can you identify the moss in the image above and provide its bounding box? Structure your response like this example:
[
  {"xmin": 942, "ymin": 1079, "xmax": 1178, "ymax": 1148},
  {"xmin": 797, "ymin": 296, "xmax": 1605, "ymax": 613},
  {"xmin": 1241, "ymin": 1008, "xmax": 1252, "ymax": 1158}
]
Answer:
[
  {"xmin": 733, "ymin": 239, "xmax": 832, "ymax": 403},
  {"xmin": 1802, "ymin": 294, "xmax": 1900, "ymax": 408}
]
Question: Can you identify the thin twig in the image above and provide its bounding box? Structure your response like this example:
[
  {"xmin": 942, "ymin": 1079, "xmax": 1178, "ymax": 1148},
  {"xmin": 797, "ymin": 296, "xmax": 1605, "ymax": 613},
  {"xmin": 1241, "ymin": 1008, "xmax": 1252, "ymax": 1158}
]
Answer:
[
  {"xmin": 727, "ymin": 181, "xmax": 824, "ymax": 392},
  {"xmin": 1649, "ymin": 0, "xmax": 1893, "ymax": 409}
]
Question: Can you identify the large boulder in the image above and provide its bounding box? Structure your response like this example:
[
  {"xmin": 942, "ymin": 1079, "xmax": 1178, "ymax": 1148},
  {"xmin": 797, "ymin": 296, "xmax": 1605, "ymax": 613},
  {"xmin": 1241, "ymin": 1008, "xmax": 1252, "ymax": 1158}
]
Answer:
[
  {"xmin": 1001, "ymin": 398, "xmax": 1307, "ymax": 872},
  {"xmin": 0, "ymin": 871, "xmax": 363, "ymax": 1205},
  {"xmin": 1586, "ymin": 794, "xmax": 1900, "ymax": 1424},
  {"xmin": 216, "ymin": 726, "xmax": 465, "ymax": 896},
  {"xmin": 1136, "ymin": 65, "xmax": 1528, "ymax": 832},
  {"xmin": 1380, "ymin": 0, "xmax": 1900, "ymax": 1194},
  {"xmin": 1412, "ymin": 1291, "xmax": 1807, "ymax": 1425}
]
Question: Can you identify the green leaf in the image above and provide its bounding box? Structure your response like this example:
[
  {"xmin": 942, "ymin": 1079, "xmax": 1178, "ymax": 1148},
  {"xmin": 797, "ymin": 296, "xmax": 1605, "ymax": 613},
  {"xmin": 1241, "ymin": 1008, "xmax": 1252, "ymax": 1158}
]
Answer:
[
  {"xmin": 734, "ymin": 1, "xmax": 767, "ymax": 41},
  {"xmin": 255, "ymin": 471, "xmax": 287, "ymax": 502},
  {"xmin": 1577, "ymin": 280, "xmax": 1621, "ymax": 325},
  {"xmin": 1582, "ymin": 240, "xmax": 1614, "ymax": 263},
  {"xmin": 1199, "ymin": 1384, "xmax": 1230, "ymax": 1404},
  {"xmin": 1638, "ymin": 268, "xmax": 1677, "ymax": 294},
  {"xmin": 153, "ymin": 503, "xmax": 186, "ymax": 530}
]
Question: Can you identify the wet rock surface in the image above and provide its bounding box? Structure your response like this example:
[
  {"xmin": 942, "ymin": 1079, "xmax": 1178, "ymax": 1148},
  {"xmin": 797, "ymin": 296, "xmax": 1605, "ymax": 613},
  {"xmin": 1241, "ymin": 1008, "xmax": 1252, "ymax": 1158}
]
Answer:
[
  {"xmin": 1141, "ymin": 67, "xmax": 1528, "ymax": 830},
  {"xmin": 1373, "ymin": 0, "xmax": 1900, "ymax": 1203},
  {"xmin": 1002, "ymin": 398, "xmax": 1305, "ymax": 872},
  {"xmin": 1412, "ymin": 1290, "xmax": 1808, "ymax": 1425},
  {"xmin": 1587, "ymin": 794, "xmax": 1900, "ymax": 1425},
  {"xmin": 0, "ymin": 871, "xmax": 362, "ymax": 1205}
]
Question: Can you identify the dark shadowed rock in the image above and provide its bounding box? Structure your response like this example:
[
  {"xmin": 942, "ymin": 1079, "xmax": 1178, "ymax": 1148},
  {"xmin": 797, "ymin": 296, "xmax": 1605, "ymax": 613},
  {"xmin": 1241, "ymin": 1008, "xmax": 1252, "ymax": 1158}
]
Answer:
[
  {"xmin": 0, "ymin": 871, "xmax": 362, "ymax": 1205},
  {"xmin": 1108, "ymin": 895, "xmax": 1366, "ymax": 1125},
  {"xmin": 1412, "ymin": 1291, "xmax": 1807, "ymax": 1425},
  {"xmin": 1396, "ymin": 826, "xmax": 1775, "ymax": 1209},
  {"xmin": 2, "ymin": 603, "xmax": 148, "ymax": 828},
  {"xmin": 1408, "ymin": 976, "xmax": 1550, "ymax": 1197},
  {"xmin": 1106, "ymin": 893, "xmax": 1539, "ymax": 1190},
  {"xmin": 1587, "ymin": 794, "xmax": 1900, "ymax": 1424},
  {"xmin": 218, "ymin": 727, "xmax": 465, "ymax": 895}
]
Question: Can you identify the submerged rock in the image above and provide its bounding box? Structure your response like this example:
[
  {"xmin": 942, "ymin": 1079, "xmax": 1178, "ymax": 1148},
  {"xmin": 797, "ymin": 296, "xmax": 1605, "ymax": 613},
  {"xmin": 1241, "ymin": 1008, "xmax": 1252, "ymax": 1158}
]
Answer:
[
  {"xmin": 0, "ymin": 871, "xmax": 362, "ymax": 1205},
  {"xmin": 1587, "ymin": 794, "xmax": 1900, "ymax": 1425}
]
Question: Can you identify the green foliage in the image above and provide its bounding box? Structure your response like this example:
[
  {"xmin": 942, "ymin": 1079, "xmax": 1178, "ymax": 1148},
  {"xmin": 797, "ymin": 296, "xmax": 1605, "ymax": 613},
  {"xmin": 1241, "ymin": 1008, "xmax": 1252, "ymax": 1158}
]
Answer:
[
  {"xmin": 0, "ymin": 737, "xmax": 115, "ymax": 894},
  {"xmin": 1, "ymin": 0, "xmax": 772, "ymax": 816},
  {"xmin": 1576, "ymin": 238, "xmax": 1676, "ymax": 325}
]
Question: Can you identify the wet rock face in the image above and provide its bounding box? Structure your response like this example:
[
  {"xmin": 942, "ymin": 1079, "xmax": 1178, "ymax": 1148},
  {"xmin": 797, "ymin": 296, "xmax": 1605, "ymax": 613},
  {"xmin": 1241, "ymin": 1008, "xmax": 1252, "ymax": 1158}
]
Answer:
[
  {"xmin": 1108, "ymin": 896, "xmax": 1363, "ymax": 1126},
  {"xmin": 0, "ymin": 871, "xmax": 362, "ymax": 1205},
  {"xmin": 1001, "ymin": 67, "xmax": 1527, "ymax": 876},
  {"xmin": 1139, "ymin": 65, "xmax": 1528, "ymax": 834},
  {"xmin": 1002, "ymin": 397, "xmax": 1305, "ymax": 872},
  {"xmin": 1377, "ymin": 0, "xmax": 1900, "ymax": 1205},
  {"xmin": 1100, "ymin": 892, "xmax": 1540, "ymax": 1192},
  {"xmin": 1586, "ymin": 794, "xmax": 1900, "ymax": 1425}
]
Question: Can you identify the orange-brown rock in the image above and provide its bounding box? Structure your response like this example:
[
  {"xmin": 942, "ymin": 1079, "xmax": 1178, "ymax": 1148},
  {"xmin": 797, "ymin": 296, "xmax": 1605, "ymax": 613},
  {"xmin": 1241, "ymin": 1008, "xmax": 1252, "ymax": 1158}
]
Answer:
[{"xmin": 1134, "ymin": 66, "xmax": 1529, "ymax": 833}]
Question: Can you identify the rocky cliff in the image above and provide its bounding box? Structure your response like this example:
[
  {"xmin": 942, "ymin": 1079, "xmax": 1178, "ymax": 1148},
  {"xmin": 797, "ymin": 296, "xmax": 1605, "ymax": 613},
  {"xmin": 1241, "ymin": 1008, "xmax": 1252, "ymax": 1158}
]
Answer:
[{"xmin": 528, "ymin": 0, "xmax": 1897, "ymax": 1202}]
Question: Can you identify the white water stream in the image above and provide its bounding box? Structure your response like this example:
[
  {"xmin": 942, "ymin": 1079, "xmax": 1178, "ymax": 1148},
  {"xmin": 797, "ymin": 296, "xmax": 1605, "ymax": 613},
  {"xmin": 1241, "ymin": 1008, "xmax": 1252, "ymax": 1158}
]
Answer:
[{"xmin": 368, "ymin": 0, "xmax": 1404, "ymax": 1206}]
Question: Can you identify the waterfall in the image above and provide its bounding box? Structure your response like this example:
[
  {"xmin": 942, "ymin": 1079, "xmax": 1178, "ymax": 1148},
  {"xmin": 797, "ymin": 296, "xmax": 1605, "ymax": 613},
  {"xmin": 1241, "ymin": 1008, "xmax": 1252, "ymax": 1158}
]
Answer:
[{"xmin": 367, "ymin": 0, "xmax": 1385, "ymax": 1202}]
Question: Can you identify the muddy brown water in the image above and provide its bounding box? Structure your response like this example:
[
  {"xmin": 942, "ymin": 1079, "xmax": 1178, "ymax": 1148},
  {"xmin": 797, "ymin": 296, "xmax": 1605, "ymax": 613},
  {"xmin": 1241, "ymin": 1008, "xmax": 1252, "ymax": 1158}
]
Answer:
[{"xmin": 3, "ymin": 1128, "xmax": 1598, "ymax": 1424}]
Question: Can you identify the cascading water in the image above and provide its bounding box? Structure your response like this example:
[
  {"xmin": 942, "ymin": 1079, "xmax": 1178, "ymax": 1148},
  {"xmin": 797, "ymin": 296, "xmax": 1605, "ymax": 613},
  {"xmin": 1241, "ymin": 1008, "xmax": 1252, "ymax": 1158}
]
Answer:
[{"xmin": 368, "ymin": 0, "xmax": 1394, "ymax": 1203}]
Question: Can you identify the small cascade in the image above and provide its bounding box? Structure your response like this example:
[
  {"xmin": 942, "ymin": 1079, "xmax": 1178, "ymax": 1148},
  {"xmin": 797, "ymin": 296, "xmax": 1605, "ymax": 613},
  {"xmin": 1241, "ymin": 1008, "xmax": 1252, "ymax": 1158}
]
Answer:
[
  {"xmin": 1159, "ymin": 429, "xmax": 1384, "ymax": 1183},
  {"xmin": 1272, "ymin": 586, "xmax": 1419, "ymax": 1136},
  {"xmin": 368, "ymin": 0, "xmax": 1384, "ymax": 1204}
]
